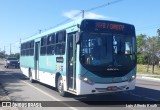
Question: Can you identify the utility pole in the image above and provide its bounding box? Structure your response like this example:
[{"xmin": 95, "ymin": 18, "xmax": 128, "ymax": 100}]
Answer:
[
  {"xmin": 39, "ymin": 30, "xmax": 42, "ymax": 34},
  {"xmin": 20, "ymin": 38, "xmax": 21, "ymax": 49},
  {"xmin": 82, "ymin": 10, "xmax": 84, "ymax": 18},
  {"xmin": 10, "ymin": 43, "xmax": 11, "ymax": 55},
  {"xmin": 20, "ymin": 39, "xmax": 21, "ymax": 54},
  {"xmin": 4, "ymin": 46, "xmax": 5, "ymax": 58}
]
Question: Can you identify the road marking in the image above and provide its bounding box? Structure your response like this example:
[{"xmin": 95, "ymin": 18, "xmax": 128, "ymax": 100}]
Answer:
[
  {"xmin": 2, "ymin": 66, "xmax": 159, "ymax": 109},
  {"xmin": 127, "ymin": 93, "xmax": 142, "ymax": 98},
  {"xmin": 143, "ymin": 96, "xmax": 159, "ymax": 101},
  {"xmin": 0, "ymin": 65, "xmax": 4, "ymax": 71},
  {"xmin": 123, "ymin": 92, "xmax": 159, "ymax": 101},
  {"xmin": 6, "ymin": 73, "xmax": 79, "ymax": 110}
]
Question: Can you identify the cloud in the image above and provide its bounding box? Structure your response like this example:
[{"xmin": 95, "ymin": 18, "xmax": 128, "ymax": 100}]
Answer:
[
  {"xmin": 63, "ymin": 10, "xmax": 115, "ymax": 20},
  {"xmin": 13, "ymin": 42, "xmax": 20, "ymax": 47},
  {"xmin": 85, "ymin": 12, "xmax": 107, "ymax": 19},
  {"xmin": 63, "ymin": 10, "xmax": 81, "ymax": 19}
]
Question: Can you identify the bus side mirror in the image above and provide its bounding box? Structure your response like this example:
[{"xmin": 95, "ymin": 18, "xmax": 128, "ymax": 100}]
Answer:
[{"xmin": 76, "ymin": 32, "xmax": 82, "ymax": 44}]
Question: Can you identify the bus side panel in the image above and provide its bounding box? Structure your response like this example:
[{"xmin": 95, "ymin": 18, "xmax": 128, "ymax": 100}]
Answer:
[
  {"xmin": 20, "ymin": 56, "xmax": 34, "ymax": 77},
  {"xmin": 38, "ymin": 55, "xmax": 67, "ymax": 88},
  {"xmin": 38, "ymin": 56, "xmax": 56, "ymax": 87},
  {"xmin": 38, "ymin": 70, "xmax": 56, "ymax": 87},
  {"xmin": 20, "ymin": 67, "xmax": 29, "ymax": 77}
]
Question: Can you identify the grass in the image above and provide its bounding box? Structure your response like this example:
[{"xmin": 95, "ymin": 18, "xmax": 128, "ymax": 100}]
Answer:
[
  {"xmin": 137, "ymin": 64, "xmax": 160, "ymax": 75},
  {"xmin": 151, "ymin": 76, "xmax": 160, "ymax": 78}
]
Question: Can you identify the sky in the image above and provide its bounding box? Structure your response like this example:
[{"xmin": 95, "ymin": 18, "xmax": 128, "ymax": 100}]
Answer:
[{"xmin": 0, "ymin": 0, "xmax": 160, "ymax": 54}]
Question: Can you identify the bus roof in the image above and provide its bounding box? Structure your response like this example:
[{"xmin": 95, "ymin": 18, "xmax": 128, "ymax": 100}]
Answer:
[
  {"xmin": 21, "ymin": 18, "xmax": 134, "ymax": 43},
  {"xmin": 21, "ymin": 18, "xmax": 83, "ymax": 43}
]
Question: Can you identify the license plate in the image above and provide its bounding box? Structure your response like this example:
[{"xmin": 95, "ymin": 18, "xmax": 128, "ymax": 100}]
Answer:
[{"xmin": 107, "ymin": 86, "xmax": 118, "ymax": 91}]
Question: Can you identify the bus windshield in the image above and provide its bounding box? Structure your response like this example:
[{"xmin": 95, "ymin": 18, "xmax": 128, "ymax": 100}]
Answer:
[{"xmin": 80, "ymin": 33, "xmax": 136, "ymax": 68}]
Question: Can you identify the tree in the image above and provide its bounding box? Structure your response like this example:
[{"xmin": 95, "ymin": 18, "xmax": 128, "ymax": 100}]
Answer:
[
  {"xmin": 0, "ymin": 51, "xmax": 5, "ymax": 59},
  {"xmin": 10, "ymin": 53, "xmax": 20, "ymax": 59},
  {"xmin": 137, "ymin": 52, "xmax": 148, "ymax": 64},
  {"xmin": 137, "ymin": 34, "xmax": 147, "ymax": 53},
  {"xmin": 137, "ymin": 33, "xmax": 160, "ymax": 73},
  {"xmin": 136, "ymin": 34, "xmax": 149, "ymax": 65},
  {"xmin": 147, "ymin": 36, "xmax": 160, "ymax": 73},
  {"xmin": 157, "ymin": 28, "xmax": 160, "ymax": 36}
]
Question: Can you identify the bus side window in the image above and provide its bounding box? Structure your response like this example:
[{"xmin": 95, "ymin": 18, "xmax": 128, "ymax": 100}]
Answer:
[
  {"xmin": 21, "ymin": 43, "xmax": 23, "ymax": 56},
  {"xmin": 23, "ymin": 43, "xmax": 26, "ymax": 56},
  {"xmin": 40, "ymin": 36, "xmax": 47, "ymax": 55},
  {"xmin": 30, "ymin": 40, "xmax": 34, "ymax": 56},
  {"xmin": 26, "ymin": 42, "xmax": 30, "ymax": 56},
  {"xmin": 47, "ymin": 33, "xmax": 55, "ymax": 55},
  {"xmin": 55, "ymin": 30, "xmax": 66, "ymax": 55}
]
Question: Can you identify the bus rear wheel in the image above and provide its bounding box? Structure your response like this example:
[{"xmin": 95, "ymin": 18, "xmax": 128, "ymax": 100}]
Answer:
[{"xmin": 57, "ymin": 75, "xmax": 66, "ymax": 97}]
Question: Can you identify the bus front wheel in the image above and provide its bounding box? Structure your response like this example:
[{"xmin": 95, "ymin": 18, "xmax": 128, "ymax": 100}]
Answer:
[{"xmin": 57, "ymin": 75, "xmax": 66, "ymax": 97}]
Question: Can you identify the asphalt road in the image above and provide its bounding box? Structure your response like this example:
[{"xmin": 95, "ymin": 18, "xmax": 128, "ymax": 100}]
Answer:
[{"xmin": 0, "ymin": 60, "xmax": 160, "ymax": 110}]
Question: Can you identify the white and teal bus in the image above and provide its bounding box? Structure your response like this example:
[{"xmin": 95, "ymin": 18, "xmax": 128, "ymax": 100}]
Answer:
[{"xmin": 20, "ymin": 19, "xmax": 136, "ymax": 96}]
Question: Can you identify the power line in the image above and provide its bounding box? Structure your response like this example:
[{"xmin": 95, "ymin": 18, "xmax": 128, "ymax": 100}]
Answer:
[
  {"xmin": 51, "ymin": 0, "xmax": 124, "ymax": 29},
  {"xmin": 9, "ymin": 0, "xmax": 124, "ymax": 51},
  {"xmin": 85, "ymin": 0, "xmax": 123, "ymax": 12},
  {"xmin": 53, "ymin": 11, "xmax": 82, "ymax": 28}
]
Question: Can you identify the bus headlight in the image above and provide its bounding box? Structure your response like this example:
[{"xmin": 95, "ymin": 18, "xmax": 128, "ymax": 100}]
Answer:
[
  {"xmin": 128, "ymin": 75, "xmax": 136, "ymax": 82},
  {"xmin": 80, "ymin": 76, "xmax": 94, "ymax": 85}
]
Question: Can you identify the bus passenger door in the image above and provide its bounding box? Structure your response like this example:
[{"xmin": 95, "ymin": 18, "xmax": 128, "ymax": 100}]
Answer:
[
  {"xmin": 67, "ymin": 33, "xmax": 76, "ymax": 91},
  {"xmin": 35, "ymin": 42, "xmax": 40, "ymax": 80}
]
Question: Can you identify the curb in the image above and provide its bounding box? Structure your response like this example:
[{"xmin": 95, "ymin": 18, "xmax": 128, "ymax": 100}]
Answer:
[{"xmin": 137, "ymin": 76, "xmax": 160, "ymax": 82}]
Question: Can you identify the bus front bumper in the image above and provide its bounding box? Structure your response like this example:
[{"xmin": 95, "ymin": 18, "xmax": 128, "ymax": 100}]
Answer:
[{"xmin": 77, "ymin": 79, "xmax": 136, "ymax": 95}]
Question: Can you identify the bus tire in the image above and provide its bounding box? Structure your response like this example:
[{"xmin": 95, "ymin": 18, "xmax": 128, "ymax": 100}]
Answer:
[
  {"xmin": 29, "ymin": 68, "xmax": 35, "ymax": 83},
  {"xmin": 57, "ymin": 75, "xmax": 66, "ymax": 97}
]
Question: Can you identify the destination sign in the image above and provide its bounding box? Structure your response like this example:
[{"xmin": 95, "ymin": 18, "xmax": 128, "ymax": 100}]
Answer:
[
  {"xmin": 95, "ymin": 22, "xmax": 125, "ymax": 31},
  {"xmin": 80, "ymin": 20, "xmax": 135, "ymax": 35}
]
